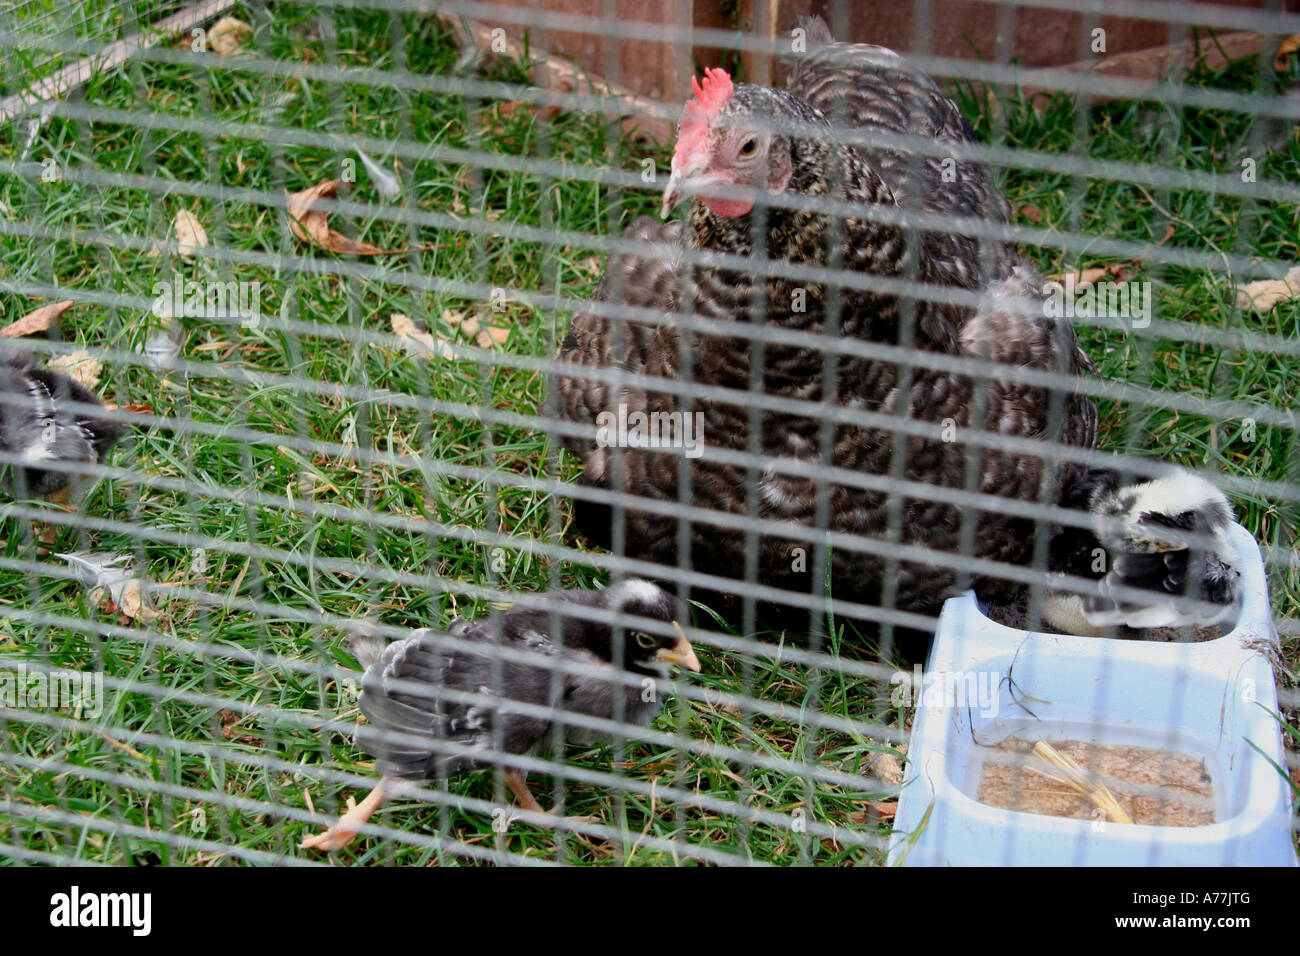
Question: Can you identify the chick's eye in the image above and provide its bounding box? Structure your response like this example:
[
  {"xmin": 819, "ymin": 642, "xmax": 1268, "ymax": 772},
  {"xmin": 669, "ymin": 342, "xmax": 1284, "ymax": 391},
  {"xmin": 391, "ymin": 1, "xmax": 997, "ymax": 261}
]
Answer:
[
  {"xmin": 634, "ymin": 632, "xmax": 657, "ymax": 649},
  {"xmin": 738, "ymin": 137, "xmax": 758, "ymax": 157}
]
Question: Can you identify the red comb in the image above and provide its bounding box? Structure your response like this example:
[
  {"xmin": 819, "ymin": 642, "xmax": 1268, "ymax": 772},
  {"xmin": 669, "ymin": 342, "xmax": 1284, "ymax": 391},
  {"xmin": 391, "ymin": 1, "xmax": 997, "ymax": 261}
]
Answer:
[{"xmin": 672, "ymin": 67, "xmax": 734, "ymax": 171}]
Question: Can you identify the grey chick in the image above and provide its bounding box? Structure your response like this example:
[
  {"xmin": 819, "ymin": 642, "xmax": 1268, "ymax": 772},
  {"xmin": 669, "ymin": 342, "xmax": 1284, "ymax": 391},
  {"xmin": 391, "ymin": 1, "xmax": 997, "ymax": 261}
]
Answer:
[
  {"xmin": 0, "ymin": 353, "xmax": 121, "ymax": 499},
  {"xmin": 301, "ymin": 580, "xmax": 700, "ymax": 851}
]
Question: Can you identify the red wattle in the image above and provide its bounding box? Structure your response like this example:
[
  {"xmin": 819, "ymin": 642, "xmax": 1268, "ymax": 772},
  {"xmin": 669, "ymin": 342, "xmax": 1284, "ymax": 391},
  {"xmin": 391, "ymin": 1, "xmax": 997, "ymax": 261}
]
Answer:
[{"xmin": 704, "ymin": 196, "xmax": 755, "ymax": 218}]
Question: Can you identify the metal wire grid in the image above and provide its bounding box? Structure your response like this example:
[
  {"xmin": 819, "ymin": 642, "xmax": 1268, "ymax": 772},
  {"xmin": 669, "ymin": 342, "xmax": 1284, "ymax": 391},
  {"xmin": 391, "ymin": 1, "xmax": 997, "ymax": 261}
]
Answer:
[
  {"xmin": 0, "ymin": 0, "xmax": 1294, "ymax": 865},
  {"xmin": 2, "ymin": 0, "xmax": 184, "ymax": 110}
]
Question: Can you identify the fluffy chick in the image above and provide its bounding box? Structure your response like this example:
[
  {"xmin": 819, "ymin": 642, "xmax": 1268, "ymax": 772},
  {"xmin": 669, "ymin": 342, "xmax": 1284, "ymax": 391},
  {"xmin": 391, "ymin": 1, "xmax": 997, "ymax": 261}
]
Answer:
[
  {"xmin": 0, "ymin": 354, "xmax": 120, "ymax": 499},
  {"xmin": 301, "ymin": 580, "xmax": 700, "ymax": 852},
  {"xmin": 1085, "ymin": 472, "xmax": 1239, "ymax": 629}
]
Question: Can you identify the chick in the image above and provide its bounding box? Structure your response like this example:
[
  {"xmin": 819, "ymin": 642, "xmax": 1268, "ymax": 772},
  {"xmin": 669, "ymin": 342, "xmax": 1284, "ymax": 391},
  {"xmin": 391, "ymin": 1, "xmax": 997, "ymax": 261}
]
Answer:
[
  {"xmin": 1084, "ymin": 473, "xmax": 1240, "ymax": 630},
  {"xmin": 301, "ymin": 580, "xmax": 700, "ymax": 852},
  {"xmin": 0, "ymin": 354, "xmax": 120, "ymax": 500}
]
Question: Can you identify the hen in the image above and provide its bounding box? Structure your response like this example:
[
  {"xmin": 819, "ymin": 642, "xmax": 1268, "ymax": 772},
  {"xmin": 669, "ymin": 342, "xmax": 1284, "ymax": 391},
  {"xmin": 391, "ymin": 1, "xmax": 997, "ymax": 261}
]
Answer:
[{"xmin": 553, "ymin": 18, "xmax": 1239, "ymax": 643}]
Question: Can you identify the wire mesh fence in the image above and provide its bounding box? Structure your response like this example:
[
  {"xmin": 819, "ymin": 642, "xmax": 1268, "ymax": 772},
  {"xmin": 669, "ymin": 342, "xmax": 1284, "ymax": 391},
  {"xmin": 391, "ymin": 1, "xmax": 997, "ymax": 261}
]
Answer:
[{"xmin": 0, "ymin": 0, "xmax": 1297, "ymax": 866}]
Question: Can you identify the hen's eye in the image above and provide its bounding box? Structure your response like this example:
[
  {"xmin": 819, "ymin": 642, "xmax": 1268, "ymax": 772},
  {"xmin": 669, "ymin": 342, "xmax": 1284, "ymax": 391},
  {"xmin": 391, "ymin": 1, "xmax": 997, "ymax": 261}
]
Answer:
[
  {"xmin": 738, "ymin": 137, "xmax": 758, "ymax": 157},
  {"xmin": 634, "ymin": 632, "xmax": 657, "ymax": 649}
]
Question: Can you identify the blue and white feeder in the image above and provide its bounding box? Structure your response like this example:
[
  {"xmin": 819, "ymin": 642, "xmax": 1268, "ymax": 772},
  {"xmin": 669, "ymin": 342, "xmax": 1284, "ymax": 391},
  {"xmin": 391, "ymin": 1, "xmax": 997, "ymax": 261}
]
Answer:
[{"xmin": 888, "ymin": 523, "xmax": 1298, "ymax": 866}]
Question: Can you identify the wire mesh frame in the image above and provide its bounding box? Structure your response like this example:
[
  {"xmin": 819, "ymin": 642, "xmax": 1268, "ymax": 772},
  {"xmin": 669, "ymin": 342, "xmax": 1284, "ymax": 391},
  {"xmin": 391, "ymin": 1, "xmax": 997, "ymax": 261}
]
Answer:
[{"xmin": 0, "ymin": 0, "xmax": 1294, "ymax": 866}]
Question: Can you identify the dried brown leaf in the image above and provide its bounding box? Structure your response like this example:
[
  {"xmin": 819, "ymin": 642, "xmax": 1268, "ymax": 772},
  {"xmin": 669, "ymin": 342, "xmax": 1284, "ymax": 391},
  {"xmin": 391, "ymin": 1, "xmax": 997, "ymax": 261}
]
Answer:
[
  {"xmin": 848, "ymin": 801, "xmax": 897, "ymax": 824},
  {"xmin": 498, "ymin": 99, "xmax": 562, "ymax": 121},
  {"xmin": 476, "ymin": 326, "xmax": 510, "ymax": 349},
  {"xmin": 867, "ymin": 750, "xmax": 905, "ymax": 786},
  {"xmin": 286, "ymin": 179, "xmax": 419, "ymax": 256},
  {"xmin": 0, "ymin": 300, "xmax": 73, "ymax": 338},
  {"xmin": 117, "ymin": 578, "xmax": 161, "ymax": 624},
  {"xmin": 48, "ymin": 350, "xmax": 102, "ymax": 390},
  {"xmin": 208, "ymin": 16, "xmax": 252, "ymax": 56},
  {"xmin": 173, "ymin": 209, "xmax": 209, "ymax": 259},
  {"xmin": 1235, "ymin": 265, "xmax": 1300, "ymax": 312},
  {"xmin": 218, "ymin": 709, "xmax": 264, "ymax": 746},
  {"xmin": 1018, "ymin": 204, "xmax": 1042, "ymax": 223},
  {"xmin": 391, "ymin": 313, "xmax": 457, "ymax": 359},
  {"xmin": 1049, "ymin": 263, "xmax": 1135, "ymax": 286}
]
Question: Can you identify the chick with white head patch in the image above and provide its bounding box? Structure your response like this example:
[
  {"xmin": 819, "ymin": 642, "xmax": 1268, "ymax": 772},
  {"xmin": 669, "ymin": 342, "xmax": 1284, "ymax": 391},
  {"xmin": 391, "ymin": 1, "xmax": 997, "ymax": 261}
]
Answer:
[
  {"xmin": 0, "ymin": 354, "xmax": 120, "ymax": 500},
  {"xmin": 301, "ymin": 580, "xmax": 700, "ymax": 852}
]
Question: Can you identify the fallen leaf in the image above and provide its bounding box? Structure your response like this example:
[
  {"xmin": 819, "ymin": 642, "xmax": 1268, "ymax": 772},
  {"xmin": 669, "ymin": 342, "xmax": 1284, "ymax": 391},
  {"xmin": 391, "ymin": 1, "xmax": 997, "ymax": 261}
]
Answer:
[
  {"xmin": 173, "ymin": 210, "xmax": 209, "ymax": 259},
  {"xmin": 218, "ymin": 709, "xmax": 264, "ymax": 746},
  {"xmin": 208, "ymin": 16, "xmax": 252, "ymax": 56},
  {"xmin": 849, "ymin": 801, "xmax": 898, "ymax": 823},
  {"xmin": 287, "ymin": 179, "xmax": 408, "ymax": 256},
  {"xmin": 498, "ymin": 98, "xmax": 562, "ymax": 122},
  {"xmin": 867, "ymin": 750, "xmax": 905, "ymax": 786},
  {"xmin": 391, "ymin": 313, "xmax": 458, "ymax": 359},
  {"xmin": 1235, "ymin": 265, "xmax": 1300, "ymax": 311},
  {"xmin": 117, "ymin": 579, "xmax": 155, "ymax": 622},
  {"xmin": 48, "ymin": 350, "xmax": 102, "ymax": 389},
  {"xmin": 1049, "ymin": 262, "xmax": 1135, "ymax": 286},
  {"xmin": 1018, "ymin": 204, "xmax": 1042, "ymax": 223},
  {"xmin": 57, "ymin": 551, "xmax": 161, "ymax": 624},
  {"xmin": 475, "ymin": 326, "xmax": 510, "ymax": 349},
  {"xmin": 0, "ymin": 300, "xmax": 73, "ymax": 338},
  {"xmin": 1276, "ymin": 34, "xmax": 1300, "ymax": 72}
]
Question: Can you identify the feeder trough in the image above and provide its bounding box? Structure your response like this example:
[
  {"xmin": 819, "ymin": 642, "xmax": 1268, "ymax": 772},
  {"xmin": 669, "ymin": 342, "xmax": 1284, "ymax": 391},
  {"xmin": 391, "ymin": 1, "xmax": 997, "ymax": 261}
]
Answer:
[{"xmin": 888, "ymin": 522, "xmax": 1298, "ymax": 866}]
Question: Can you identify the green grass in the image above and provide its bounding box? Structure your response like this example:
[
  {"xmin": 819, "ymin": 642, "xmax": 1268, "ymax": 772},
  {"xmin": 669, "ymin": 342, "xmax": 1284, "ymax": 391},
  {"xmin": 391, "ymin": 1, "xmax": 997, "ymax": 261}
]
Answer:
[{"xmin": 0, "ymin": 7, "xmax": 1295, "ymax": 865}]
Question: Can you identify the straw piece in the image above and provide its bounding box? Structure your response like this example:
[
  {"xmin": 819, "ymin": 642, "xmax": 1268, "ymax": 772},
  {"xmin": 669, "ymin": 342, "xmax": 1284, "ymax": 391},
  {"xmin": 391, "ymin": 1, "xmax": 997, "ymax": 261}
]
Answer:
[{"xmin": 1030, "ymin": 740, "xmax": 1134, "ymax": 824}]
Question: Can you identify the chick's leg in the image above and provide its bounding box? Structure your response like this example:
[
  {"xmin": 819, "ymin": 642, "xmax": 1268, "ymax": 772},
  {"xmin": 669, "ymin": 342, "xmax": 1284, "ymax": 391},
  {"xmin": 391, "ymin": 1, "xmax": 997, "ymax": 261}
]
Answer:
[
  {"xmin": 299, "ymin": 780, "xmax": 389, "ymax": 852},
  {"xmin": 504, "ymin": 768, "xmax": 598, "ymax": 828},
  {"xmin": 503, "ymin": 768, "xmax": 545, "ymax": 813}
]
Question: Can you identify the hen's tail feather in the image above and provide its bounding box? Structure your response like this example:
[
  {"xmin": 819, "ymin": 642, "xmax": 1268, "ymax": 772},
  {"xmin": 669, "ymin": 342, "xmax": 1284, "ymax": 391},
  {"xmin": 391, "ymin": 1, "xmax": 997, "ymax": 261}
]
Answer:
[{"xmin": 791, "ymin": 14, "xmax": 835, "ymax": 48}]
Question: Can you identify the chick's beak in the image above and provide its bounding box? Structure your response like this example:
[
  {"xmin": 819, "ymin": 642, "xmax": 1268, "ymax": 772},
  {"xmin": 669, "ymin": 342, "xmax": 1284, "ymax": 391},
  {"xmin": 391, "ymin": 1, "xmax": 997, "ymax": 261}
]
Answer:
[{"xmin": 655, "ymin": 620, "xmax": 702, "ymax": 672}]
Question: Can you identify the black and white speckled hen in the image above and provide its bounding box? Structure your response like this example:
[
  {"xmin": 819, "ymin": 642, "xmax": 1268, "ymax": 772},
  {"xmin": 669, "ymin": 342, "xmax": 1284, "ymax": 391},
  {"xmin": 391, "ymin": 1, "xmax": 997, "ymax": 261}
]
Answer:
[
  {"xmin": 553, "ymin": 18, "xmax": 1239, "ymax": 641},
  {"xmin": 300, "ymin": 580, "xmax": 699, "ymax": 851}
]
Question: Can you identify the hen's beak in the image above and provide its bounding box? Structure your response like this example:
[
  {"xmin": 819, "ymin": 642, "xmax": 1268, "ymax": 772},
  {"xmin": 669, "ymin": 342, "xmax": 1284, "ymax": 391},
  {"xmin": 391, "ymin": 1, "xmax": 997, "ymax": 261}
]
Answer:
[
  {"xmin": 661, "ymin": 169, "xmax": 688, "ymax": 219},
  {"xmin": 655, "ymin": 620, "xmax": 702, "ymax": 672},
  {"xmin": 661, "ymin": 167, "xmax": 736, "ymax": 219}
]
